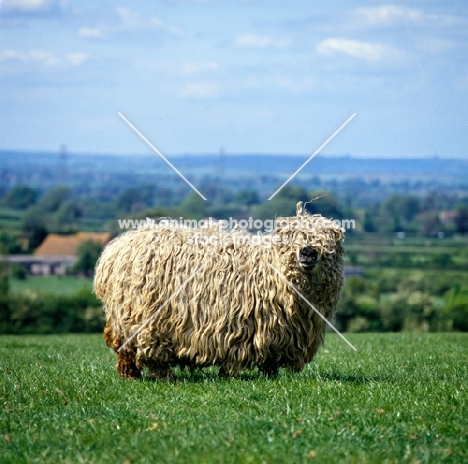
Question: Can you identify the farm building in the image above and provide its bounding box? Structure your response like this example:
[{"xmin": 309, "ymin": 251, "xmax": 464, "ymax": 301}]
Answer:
[{"xmin": 6, "ymin": 232, "xmax": 111, "ymax": 276}]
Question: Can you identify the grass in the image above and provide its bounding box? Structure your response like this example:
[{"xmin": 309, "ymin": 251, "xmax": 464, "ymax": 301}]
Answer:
[
  {"xmin": 0, "ymin": 206, "xmax": 24, "ymax": 230},
  {"xmin": 9, "ymin": 275, "xmax": 93, "ymax": 296},
  {"xmin": 1, "ymin": 334, "xmax": 467, "ymax": 463}
]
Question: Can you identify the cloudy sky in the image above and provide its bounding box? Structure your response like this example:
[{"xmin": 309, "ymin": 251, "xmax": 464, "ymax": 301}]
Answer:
[{"xmin": 0, "ymin": 0, "xmax": 467, "ymax": 158}]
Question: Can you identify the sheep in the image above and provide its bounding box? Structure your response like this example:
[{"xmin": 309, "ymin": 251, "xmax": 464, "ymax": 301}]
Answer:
[{"xmin": 94, "ymin": 202, "xmax": 345, "ymax": 379}]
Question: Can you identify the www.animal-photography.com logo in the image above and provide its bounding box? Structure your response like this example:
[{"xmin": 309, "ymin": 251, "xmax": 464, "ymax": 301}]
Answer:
[{"xmin": 117, "ymin": 216, "xmax": 357, "ymax": 248}]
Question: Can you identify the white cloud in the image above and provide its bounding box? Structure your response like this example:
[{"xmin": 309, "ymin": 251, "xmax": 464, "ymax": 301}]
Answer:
[
  {"xmin": 0, "ymin": 49, "xmax": 58, "ymax": 66},
  {"xmin": 181, "ymin": 81, "xmax": 219, "ymax": 99},
  {"xmin": 316, "ymin": 38, "xmax": 402, "ymax": 61},
  {"xmin": 241, "ymin": 74, "xmax": 315, "ymax": 94},
  {"xmin": 133, "ymin": 59, "xmax": 219, "ymax": 78},
  {"xmin": 180, "ymin": 61, "xmax": 218, "ymax": 76},
  {"xmin": 78, "ymin": 28, "xmax": 105, "ymax": 40},
  {"xmin": 414, "ymin": 38, "xmax": 456, "ymax": 55},
  {"xmin": 77, "ymin": 7, "xmax": 184, "ymax": 42},
  {"xmin": 351, "ymin": 4, "xmax": 462, "ymax": 29},
  {"xmin": 234, "ymin": 32, "xmax": 290, "ymax": 49},
  {"xmin": 115, "ymin": 7, "xmax": 141, "ymax": 29},
  {"xmin": 148, "ymin": 17, "xmax": 184, "ymax": 38},
  {"xmin": 67, "ymin": 53, "xmax": 88, "ymax": 66},
  {"xmin": 0, "ymin": 49, "xmax": 87, "ymax": 73},
  {"xmin": 115, "ymin": 7, "xmax": 184, "ymax": 37},
  {"xmin": 353, "ymin": 5, "xmax": 425, "ymax": 27},
  {"xmin": 1, "ymin": 0, "xmax": 66, "ymax": 14}
]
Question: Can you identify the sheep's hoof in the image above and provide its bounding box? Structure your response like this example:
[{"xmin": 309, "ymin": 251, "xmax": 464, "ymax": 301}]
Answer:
[
  {"xmin": 147, "ymin": 364, "xmax": 176, "ymax": 382},
  {"xmin": 259, "ymin": 360, "xmax": 279, "ymax": 378},
  {"xmin": 218, "ymin": 366, "xmax": 235, "ymax": 379},
  {"xmin": 116, "ymin": 352, "xmax": 141, "ymax": 379}
]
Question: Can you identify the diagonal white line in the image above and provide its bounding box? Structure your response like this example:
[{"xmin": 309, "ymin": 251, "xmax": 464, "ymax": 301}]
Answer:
[
  {"xmin": 268, "ymin": 263, "xmax": 357, "ymax": 351},
  {"xmin": 118, "ymin": 264, "xmax": 205, "ymax": 352},
  {"xmin": 118, "ymin": 112, "xmax": 207, "ymax": 200},
  {"xmin": 268, "ymin": 113, "xmax": 356, "ymax": 200}
]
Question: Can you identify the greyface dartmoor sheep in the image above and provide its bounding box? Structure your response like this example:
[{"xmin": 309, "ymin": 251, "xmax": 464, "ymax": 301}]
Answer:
[{"xmin": 94, "ymin": 202, "xmax": 345, "ymax": 379}]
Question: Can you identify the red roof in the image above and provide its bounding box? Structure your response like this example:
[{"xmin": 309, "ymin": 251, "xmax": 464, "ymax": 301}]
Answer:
[{"xmin": 34, "ymin": 232, "xmax": 111, "ymax": 256}]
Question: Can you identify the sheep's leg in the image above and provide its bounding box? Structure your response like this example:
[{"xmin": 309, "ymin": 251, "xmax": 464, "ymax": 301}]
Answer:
[
  {"xmin": 309, "ymin": 338, "xmax": 322, "ymax": 362},
  {"xmin": 103, "ymin": 325, "xmax": 116, "ymax": 349},
  {"xmin": 104, "ymin": 325, "xmax": 141, "ymax": 379},
  {"xmin": 218, "ymin": 365, "xmax": 240, "ymax": 378},
  {"xmin": 185, "ymin": 363, "xmax": 197, "ymax": 376},
  {"xmin": 259, "ymin": 358, "xmax": 280, "ymax": 378},
  {"xmin": 116, "ymin": 350, "xmax": 141, "ymax": 379},
  {"xmin": 188, "ymin": 364, "xmax": 196, "ymax": 375},
  {"xmin": 147, "ymin": 361, "xmax": 175, "ymax": 381},
  {"xmin": 218, "ymin": 365, "xmax": 237, "ymax": 378},
  {"xmin": 179, "ymin": 359, "xmax": 196, "ymax": 375}
]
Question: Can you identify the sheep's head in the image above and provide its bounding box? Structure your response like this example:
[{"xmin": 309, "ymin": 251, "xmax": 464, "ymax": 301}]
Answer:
[
  {"xmin": 275, "ymin": 201, "xmax": 345, "ymax": 276},
  {"xmin": 296, "ymin": 245, "xmax": 320, "ymax": 273}
]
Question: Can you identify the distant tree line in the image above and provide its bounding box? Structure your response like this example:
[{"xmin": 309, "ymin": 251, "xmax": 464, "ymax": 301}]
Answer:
[
  {"xmin": 0, "ymin": 183, "xmax": 467, "ymax": 257},
  {"xmin": 336, "ymin": 271, "xmax": 468, "ymax": 333}
]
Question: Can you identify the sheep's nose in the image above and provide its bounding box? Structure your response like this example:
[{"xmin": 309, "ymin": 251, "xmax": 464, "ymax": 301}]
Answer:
[{"xmin": 298, "ymin": 246, "xmax": 319, "ymax": 271}]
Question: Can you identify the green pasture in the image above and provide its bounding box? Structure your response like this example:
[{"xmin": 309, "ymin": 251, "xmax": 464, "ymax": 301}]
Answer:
[
  {"xmin": 0, "ymin": 207, "xmax": 23, "ymax": 230},
  {"xmin": 9, "ymin": 276, "xmax": 93, "ymax": 296},
  {"xmin": 1, "ymin": 333, "xmax": 466, "ymax": 463},
  {"xmin": 343, "ymin": 234, "xmax": 468, "ymax": 270}
]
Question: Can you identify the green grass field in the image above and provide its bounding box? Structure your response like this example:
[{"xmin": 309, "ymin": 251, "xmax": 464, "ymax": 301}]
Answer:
[
  {"xmin": 0, "ymin": 206, "xmax": 24, "ymax": 230},
  {"xmin": 1, "ymin": 333, "xmax": 466, "ymax": 463},
  {"xmin": 9, "ymin": 276, "xmax": 93, "ymax": 296}
]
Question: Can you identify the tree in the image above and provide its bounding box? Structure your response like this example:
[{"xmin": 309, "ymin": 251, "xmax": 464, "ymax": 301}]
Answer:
[
  {"xmin": 73, "ymin": 240, "xmax": 103, "ymax": 277},
  {"xmin": 276, "ymin": 186, "xmax": 309, "ymax": 203},
  {"xmin": 251, "ymin": 186, "xmax": 308, "ymax": 222},
  {"xmin": 208, "ymin": 204, "xmax": 244, "ymax": 220},
  {"xmin": 38, "ymin": 186, "xmax": 72, "ymax": 213},
  {"xmin": 444, "ymin": 286, "xmax": 468, "ymax": 331},
  {"xmin": 0, "ymin": 245, "xmax": 10, "ymax": 325},
  {"xmin": 54, "ymin": 201, "xmax": 83, "ymax": 232},
  {"xmin": 306, "ymin": 190, "xmax": 343, "ymax": 218},
  {"xmin": 0, "ymin": 231, "xmax": 22, "ymax": 254},
  {"xmin": 382, "ymin": 195, "xmax": 420, "ymax": 221},
  {"xmin": 22, "ymin": 208, "xmax": 48, "ymax": 251},
  {"xmin": 0, "ymin": 247, "xmax": 9, "ymax": 297},
  {"xmin": 416, "ymin": 211, "xmax": 440, "ymax": 236},
  {"xmin": 232, "ymin": 190, "xmax": 260, "ymax": 206},
  {"xmin": 5, "ymin": 185, "xmax": 37, "ymax": 209},
  {"xmin": 117, "ymin": 186, "xmax": 155, "ymax": 213},
  {"xmin": 178, "ymin": 192, "xmax": 208, "ymax": 220},
  {"xmin": 363, "ymin": 210, "xmax": 378, "ymax": 232},
  {"xmin": 455, "ymin": 206, "xmax": 468, "ymax": 234},
  {"xmin": 153, "ymin": 187, "xmax": 174, "ymax": 207}
]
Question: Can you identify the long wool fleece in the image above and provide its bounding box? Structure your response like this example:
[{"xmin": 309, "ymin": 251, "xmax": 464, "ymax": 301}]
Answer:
[{"xmin": 94, "ymin": 209, "xmax": 345, "ymax": 376}]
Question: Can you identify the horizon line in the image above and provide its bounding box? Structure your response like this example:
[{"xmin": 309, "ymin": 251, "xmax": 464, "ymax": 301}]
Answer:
[{"xmin": 0, "ymin": 149, "xmax": 465, "ymax": 161}]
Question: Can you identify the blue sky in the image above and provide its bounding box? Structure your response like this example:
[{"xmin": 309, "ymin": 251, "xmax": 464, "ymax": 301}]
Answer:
[{"xmin": 0, "ymin": 0, "xmax": 467, "ymax": 158}]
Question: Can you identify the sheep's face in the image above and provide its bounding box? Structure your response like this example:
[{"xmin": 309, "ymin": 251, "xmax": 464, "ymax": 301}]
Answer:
[{"xmin": 297, "ymin": 245, "xmax": 320, "ymax": 273}]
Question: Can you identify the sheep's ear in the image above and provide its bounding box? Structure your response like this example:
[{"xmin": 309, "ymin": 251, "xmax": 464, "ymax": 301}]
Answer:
[
  {"xmin": 296, "ymin": 201, "xmax": 304, "ymax": 216},
  {"xmin": 335, "ymin": 229, "xmax": 344, "ymax": 242}
]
